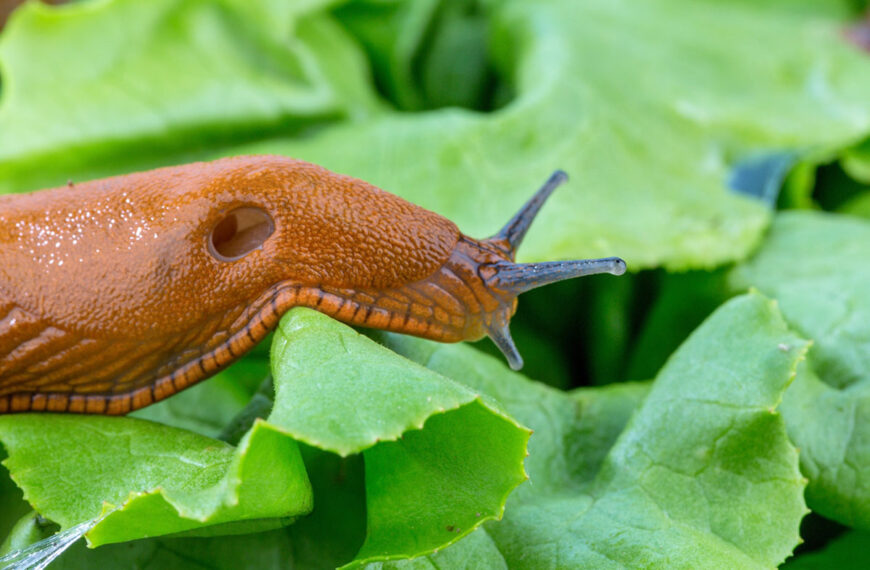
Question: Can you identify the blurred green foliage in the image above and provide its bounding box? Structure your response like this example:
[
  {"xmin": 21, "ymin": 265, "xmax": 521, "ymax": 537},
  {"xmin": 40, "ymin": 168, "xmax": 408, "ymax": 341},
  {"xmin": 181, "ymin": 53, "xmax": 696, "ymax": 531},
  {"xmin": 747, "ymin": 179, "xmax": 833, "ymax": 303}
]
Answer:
[{"xmin": 0, "ymin": 0, "xmax": 869, "ymax": 567}]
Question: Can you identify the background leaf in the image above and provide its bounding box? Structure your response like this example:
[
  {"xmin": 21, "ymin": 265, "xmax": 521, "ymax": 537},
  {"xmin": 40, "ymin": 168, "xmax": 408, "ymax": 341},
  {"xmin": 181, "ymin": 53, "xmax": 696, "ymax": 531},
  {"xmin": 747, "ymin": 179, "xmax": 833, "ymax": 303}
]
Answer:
[
  {"xmin": 0, "ymin": 0, "xmax": 379, "ymax": 193},
  {"xmin": 0, "ymin": 0, "xmax": 868, "ymax": 270},
  {"xmin": 731, "ymin": 211, "xmax": 870, "ymax": 529},
  {"xmin": 35, "ymin": 293, "xmax": 811, "ymax": 568},
  {"xmin": 231, "ymin": 0, "xmax": 870, "ymax": 270},
  {"xmin": 0, "ymin": 414, "xmax": 312, "ymax": 546},
  {"xmin": 843, "ymin": 138, "xmax": 870, "ymax": 184},
  {"xmin": 378, "ymin": 293, "xmax": 809, "ymax": 568},
  {"xmin": 269, "ymin": 308, "xmax": 530, "ymax": 566}
]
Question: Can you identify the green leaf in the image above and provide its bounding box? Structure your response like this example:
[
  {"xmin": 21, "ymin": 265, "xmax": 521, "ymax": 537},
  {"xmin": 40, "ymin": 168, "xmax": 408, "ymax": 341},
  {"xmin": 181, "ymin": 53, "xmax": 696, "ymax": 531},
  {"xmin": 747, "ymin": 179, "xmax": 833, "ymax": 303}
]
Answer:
[
  {"xmin": 39, "ymin": 292, "xmax": 806, "ymax": 568},
  {"xmin": 838, "ymin": 190, "xmax": 870, "ymax": 219},
  {"xmin": 778, "ymin": 161, "xmax": 819, "ymax": 210},
  {"xmin": 335, "ymin": 0, "xmax": 495, "ymax": 112},
  {"xmin": 843, "ymin": 138, "xmax": 870, "ymax": 184},
  {"xmin": 0, "ymin": 511, "xmax": 58, "ymax": 557},
  {"xmin": 270, "ymin": 310, "xmax": 485, "ymax": 457},
  {"xmin": 0, "ymin": 415, "xmax": 312, "ymax": 546},
  {"xmin": 380, "ymin": 293, "xmax": 809, "ymax": 568},
  {"xmin": 0, "ymin": 0, "xmax": 379, "ymax": 193},
  {"xmin": 567, "ymin": 382, "xmax": 652, "ymax": 486},
  {"xmin": 283, "ymin": 447, "xmax": 367, "ymax": 569},
  {"xmin": 46, "ymin": 520, "xmax": 510, "ymax": 569},
  {"xmin": 731, "ymin": 211, "xmax": 870, "ymax": 528},
  {"xmin": 269, "ymin": 308, "xmax": 530, "ymax": 566},
  {"xmin": 47, "ymin": 495, "xmax": 504, "ymax": 569}
]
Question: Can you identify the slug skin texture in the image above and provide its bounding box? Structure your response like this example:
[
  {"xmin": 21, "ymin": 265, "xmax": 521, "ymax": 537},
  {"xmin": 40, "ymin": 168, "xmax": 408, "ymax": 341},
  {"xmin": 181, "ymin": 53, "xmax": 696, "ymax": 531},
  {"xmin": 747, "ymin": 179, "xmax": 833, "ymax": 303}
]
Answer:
[{"xmin": 0, "ymin": 155, "xmax": 625, "ymax": 414}]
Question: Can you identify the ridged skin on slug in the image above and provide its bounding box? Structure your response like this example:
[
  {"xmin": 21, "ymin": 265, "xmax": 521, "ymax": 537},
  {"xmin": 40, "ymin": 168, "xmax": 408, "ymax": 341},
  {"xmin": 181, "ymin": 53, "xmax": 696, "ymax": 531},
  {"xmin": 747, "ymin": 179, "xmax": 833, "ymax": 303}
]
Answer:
[
  {"xmin": 0, "ymin": 156, "xmax": 467, "ymax": 414},
  {"xmin": 0, "ymin": 157, "xmax": 626, "ymax": 414}
]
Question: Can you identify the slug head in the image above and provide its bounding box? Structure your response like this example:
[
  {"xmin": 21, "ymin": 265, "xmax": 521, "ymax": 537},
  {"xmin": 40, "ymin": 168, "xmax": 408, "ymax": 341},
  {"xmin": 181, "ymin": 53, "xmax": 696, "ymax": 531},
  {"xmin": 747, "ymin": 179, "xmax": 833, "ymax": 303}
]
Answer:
[
  {"xmin": 462, "ymin": 171, "xmax": 626, "ymax": 370},
  {"xmin": 202, "ymin": 164, "xmax": 628, "ymax": 373},
  {"xmin": 192, "ymin": 163, "xmax": 625, "ymax": 374}
]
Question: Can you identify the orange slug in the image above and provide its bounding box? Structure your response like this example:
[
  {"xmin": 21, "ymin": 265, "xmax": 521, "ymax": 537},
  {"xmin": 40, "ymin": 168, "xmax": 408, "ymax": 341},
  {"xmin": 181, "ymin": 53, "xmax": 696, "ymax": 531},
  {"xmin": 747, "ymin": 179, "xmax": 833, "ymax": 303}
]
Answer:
[{"xmin": 0, "ymin": 155, "xmax": 625, "ymax": 415}]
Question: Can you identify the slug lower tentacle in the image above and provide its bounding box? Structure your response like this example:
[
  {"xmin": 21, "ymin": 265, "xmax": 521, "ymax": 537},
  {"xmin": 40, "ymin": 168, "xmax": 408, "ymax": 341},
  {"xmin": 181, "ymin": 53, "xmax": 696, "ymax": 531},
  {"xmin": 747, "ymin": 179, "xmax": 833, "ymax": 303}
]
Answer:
[{"xmin": 0, "ymin": 156, "xmax": 625, "ymax": 414}]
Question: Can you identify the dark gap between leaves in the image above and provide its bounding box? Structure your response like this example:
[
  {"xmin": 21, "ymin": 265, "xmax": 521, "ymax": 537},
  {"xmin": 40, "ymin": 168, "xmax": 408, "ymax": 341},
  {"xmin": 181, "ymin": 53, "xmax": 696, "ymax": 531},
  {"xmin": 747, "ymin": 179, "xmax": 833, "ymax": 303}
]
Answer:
[{"xmin": 332, "ymin": 0, "xmax": 514, "ymax": 113}]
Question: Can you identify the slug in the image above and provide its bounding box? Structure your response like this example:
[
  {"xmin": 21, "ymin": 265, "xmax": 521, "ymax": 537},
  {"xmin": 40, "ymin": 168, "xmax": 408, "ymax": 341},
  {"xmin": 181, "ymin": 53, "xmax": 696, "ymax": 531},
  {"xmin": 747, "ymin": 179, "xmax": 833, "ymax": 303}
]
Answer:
[{"xmin": 0, "ymin": 156, "xmax": 625, "ymax": 415}]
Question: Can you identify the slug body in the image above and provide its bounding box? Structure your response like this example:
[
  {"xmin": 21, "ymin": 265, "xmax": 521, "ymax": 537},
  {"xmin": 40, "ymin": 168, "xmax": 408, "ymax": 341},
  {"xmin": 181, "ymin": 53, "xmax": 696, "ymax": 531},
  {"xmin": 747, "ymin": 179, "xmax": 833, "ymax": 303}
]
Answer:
[{"xmin": 0, "ymin": 156, "xmax": 624, "ymax": 414}]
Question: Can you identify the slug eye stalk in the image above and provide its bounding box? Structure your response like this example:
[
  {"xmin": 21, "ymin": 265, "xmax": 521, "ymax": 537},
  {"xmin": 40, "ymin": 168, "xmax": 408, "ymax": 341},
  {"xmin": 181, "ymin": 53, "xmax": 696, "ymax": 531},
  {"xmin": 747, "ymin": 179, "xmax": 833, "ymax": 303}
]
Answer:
[
  {"xmin": 492, "ymin": 170, "xmax": 570, "ymax": 256},
  {"xmin": 480, "ymin": 171, "xmax": 627, "ymax": 370}
]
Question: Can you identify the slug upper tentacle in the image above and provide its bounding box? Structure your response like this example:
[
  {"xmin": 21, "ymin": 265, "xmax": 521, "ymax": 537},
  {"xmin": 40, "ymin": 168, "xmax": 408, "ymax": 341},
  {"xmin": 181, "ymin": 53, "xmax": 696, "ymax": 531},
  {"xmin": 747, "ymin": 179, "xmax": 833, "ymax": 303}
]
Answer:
[{"xmin": 0, "ymin": 156, "xmax": 625, "ymax": 414}]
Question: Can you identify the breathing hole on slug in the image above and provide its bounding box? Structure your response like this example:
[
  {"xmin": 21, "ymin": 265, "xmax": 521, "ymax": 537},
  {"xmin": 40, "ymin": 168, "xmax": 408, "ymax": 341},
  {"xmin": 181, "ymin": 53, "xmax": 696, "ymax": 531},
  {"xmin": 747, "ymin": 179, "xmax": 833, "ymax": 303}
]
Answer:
[{"xmin": 208, "ymin": 207, "xmax": 275, "ymax": 262}]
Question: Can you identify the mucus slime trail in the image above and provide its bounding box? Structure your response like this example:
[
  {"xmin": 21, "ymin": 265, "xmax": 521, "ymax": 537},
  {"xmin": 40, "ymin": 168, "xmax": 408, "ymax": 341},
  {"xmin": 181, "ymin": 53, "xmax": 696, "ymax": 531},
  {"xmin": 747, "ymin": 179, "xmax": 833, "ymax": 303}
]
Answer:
[{"xmin": 0, "ymin": 156, "xmax": 625, "ymax": 414}]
